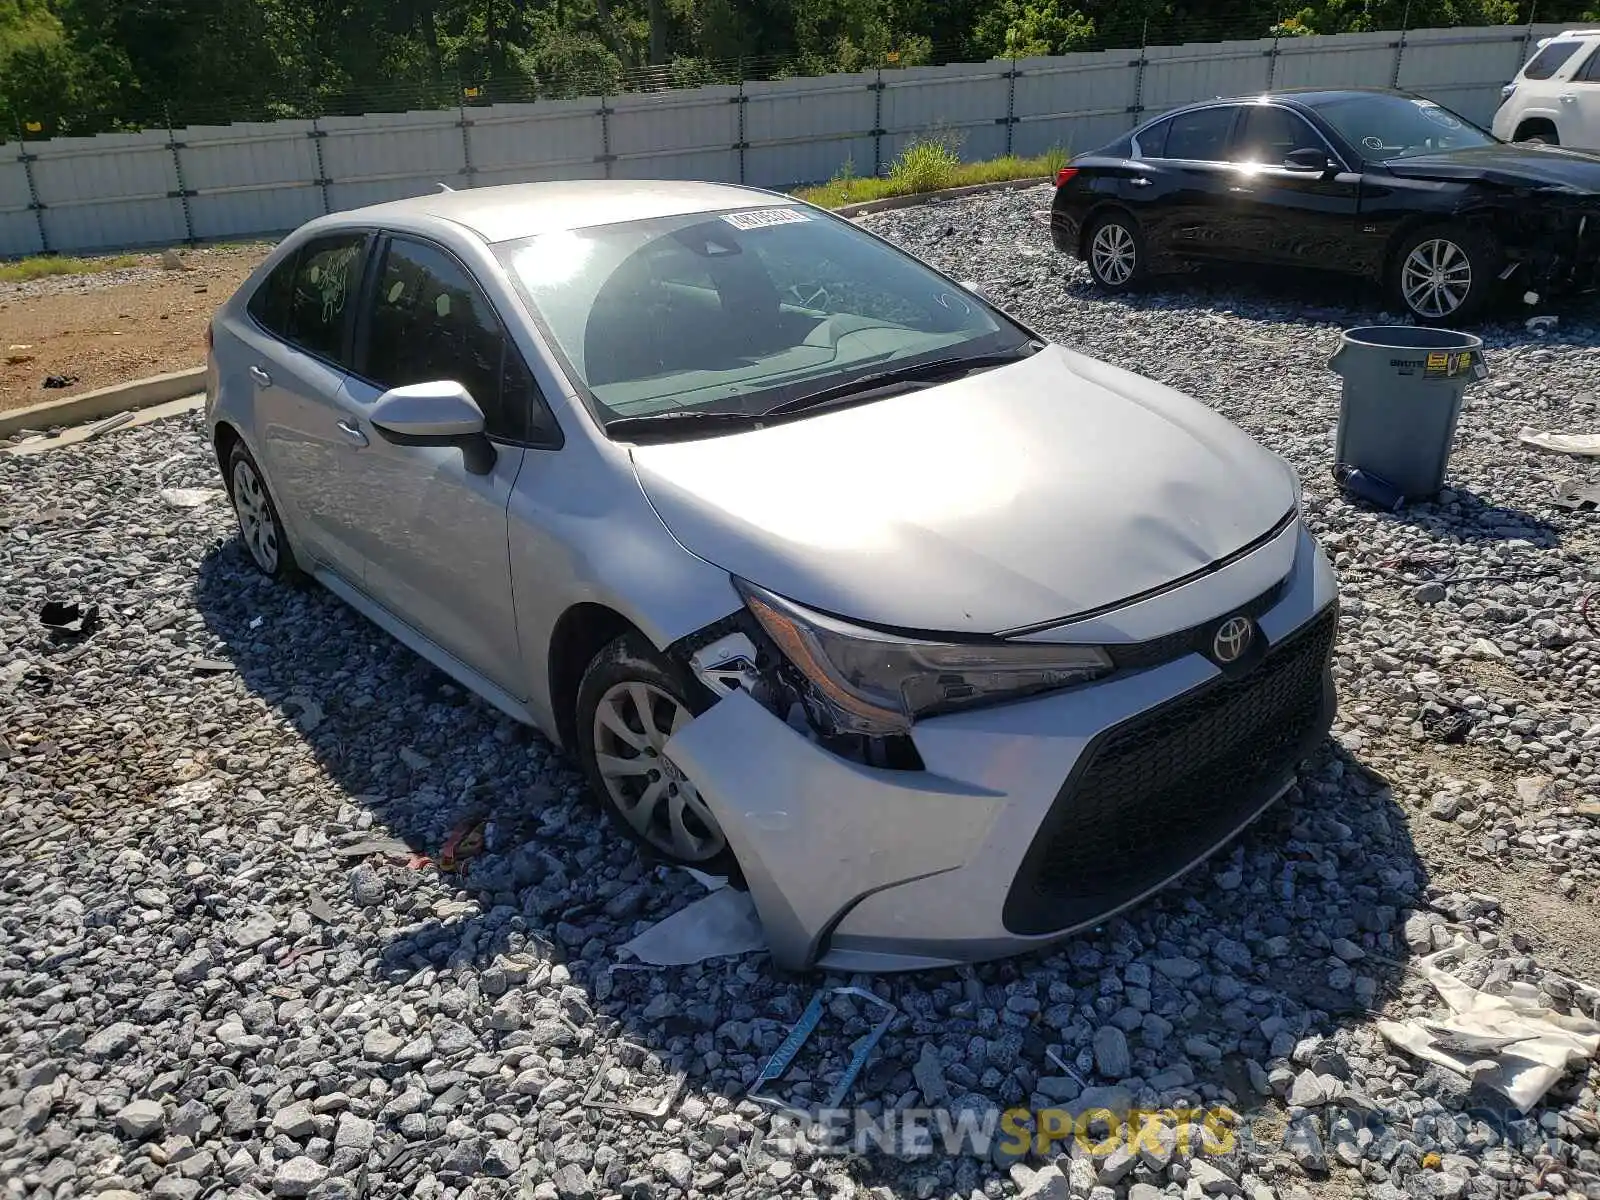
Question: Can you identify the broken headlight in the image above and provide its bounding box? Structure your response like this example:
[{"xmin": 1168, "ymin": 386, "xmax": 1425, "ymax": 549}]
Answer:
[{"xmin": 736, "ymin": 580, "xmax": 1112, "ymax": 736}]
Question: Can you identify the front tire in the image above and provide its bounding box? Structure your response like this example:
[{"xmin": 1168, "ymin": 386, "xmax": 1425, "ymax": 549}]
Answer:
[
  {"xmin": 575, "ymin": 634, "xmax": 734, "ymax": 871},
  {"xmin": 1389, "ymin": 224, "xmax": 1500, "ymax": 324},
  {"xmin": 1084, "ymin": 212, "xmax": 1146, "ymax": 292},
  {"xmin": 227, "ymin": 442, "xmax": 301, "ymax": 583}
]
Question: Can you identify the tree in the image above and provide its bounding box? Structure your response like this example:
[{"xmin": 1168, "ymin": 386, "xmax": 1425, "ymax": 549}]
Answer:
[{"xmin": 974, "ymin": 0, "xmax": 1095, "ymax": 57}]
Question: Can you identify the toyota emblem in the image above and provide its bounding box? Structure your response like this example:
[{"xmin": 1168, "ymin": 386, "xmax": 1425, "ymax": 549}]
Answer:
[{"xmin": 1212, "ymin": 616, "xmax": 1254, "ymax": 665}]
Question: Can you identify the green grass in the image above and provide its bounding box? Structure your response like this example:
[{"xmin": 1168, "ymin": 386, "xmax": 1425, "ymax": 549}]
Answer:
[
  {"xmin": 0, "ymin": 253, "xmax": 139, "ymax": 283},
  {"xmin": 796, "ymin": 141, "xmax": 1068, "ymax": 209}
]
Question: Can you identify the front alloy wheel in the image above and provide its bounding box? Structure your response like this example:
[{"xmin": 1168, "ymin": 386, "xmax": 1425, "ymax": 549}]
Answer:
[
  {"xmin": 576, "ymin": 633, "xmax": 733, "ymax": 871},
  {"xmin": 592, "ymin": 681, "xmax": 726, "ymax": 863},
  {"xmin": 1400, "ymin": 237, "xmax": 1473, "ymax": 320},
  {"xmin": 1391, "ymin": 225, "xmax": 1498, "ymax": 324}
]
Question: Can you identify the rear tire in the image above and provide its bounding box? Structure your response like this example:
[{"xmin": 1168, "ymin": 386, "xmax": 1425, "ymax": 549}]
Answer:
[
  {"xmin": 1388, "ymin": 223, "xmax": 1501, "ymax": 325},
  {"xmin": 1083, "ymin": 212, "xmax": 1146, "ymax": 292},
  {"xmin": 1516, "ymin": 124, "xmax": 1558, "ymax": 145},
  {"xmin": 226, "ymin": 442, "xmax": 302, "ymax": 583}
]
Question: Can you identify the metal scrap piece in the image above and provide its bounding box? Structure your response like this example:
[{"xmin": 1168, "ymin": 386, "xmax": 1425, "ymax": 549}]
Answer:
[
  {"xmin": 582, "ymin": 1043, "xmax": 686, "ymax": 1119},
  {"xmin": 748, "ymin": 985, "xmax": 898, "ymax": 1117}
]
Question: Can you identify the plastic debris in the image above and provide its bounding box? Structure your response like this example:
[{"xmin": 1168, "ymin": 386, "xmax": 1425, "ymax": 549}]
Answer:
[
  {"xmin": 159, "ymin": 486, "xmax": 224, "ymax": 509},
  {"xmin": 1333, "ymin": 462, "xmax": 1405, "ymax": 510},
  {"xmin": 1376, "ymin": 938, "xmax": 1600, "ymax": 1112},
  {"xmin": 82, "ymin": 411, "xmax": 135, "ymax": 441},
  {"xmin": 1527, "ymin": 315, "xmax": 1559, "ymax": 334},
  {"xmin": 283, "ymin": 692, "xmax": 324, "ymax": 732},
  {"xmin": 1553, "ymin": 479, "xmax": 1600, "ymax": 511},
  {"xmin": 39, "ymin": 600, "xmax": 99, "ymax": 637},
  {"xmin": 1520, "ymin": 428, "xmax": 1600, "ymax": 457},
  {"xmin": 748, "ymin": 986, "xmax": 898, "ymax": 1117},
  {"xmin": 437, "ymin": 810, "xmax": 487, "ymax": 872},
  {"xmin": 581, "ymin": 1044, "xmax": 687, "ymax": 1119},
  {"xmin": 618, "ymin": 887, "xmax": 766, "ymax": 966}
]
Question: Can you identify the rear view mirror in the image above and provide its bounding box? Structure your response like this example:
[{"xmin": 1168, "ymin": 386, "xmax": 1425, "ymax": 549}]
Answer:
[
  {"xmin": 1283, "ymin": 147, "xmax": 1334, "ymax": 174},
  {"xmin": 371, "ymin": 381, "xmax": 497, "ymax": 475}
]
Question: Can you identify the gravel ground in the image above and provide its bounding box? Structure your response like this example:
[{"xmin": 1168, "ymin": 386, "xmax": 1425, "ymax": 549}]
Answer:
[{"xmin": 7, "ymin": 184, "xmax": 1600, "ymax": 1200}]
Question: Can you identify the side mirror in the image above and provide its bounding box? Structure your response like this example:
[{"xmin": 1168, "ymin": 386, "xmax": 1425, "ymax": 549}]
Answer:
[
  {"xmin": 960, "ymin": 280, "xmax": 988, "ymax": 301},
  {"xmin": 370, "ymin": 381, "xmax": 497, "ymax": 475},
  {"xmin": 1283, "ymin": 147, "xmax": 1334, "ymax": 174}
]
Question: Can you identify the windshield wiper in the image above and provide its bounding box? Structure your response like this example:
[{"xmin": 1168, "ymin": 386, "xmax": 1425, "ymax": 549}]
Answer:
[
  {"xmin": 760, "ymin": 344, "xmax": 1042, "ymax": 419},
  {"xmin": 604, "ymin": 409, "xmax": 763, "ymax": 440}
]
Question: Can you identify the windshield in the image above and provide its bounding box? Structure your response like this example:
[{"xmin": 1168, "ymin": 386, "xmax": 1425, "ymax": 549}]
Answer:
[
  {"xmin": 1312, "ymin": 93, "xmax": 1497, "ymax": 161},
  {"xmin": 494, "ymin": 206, "xmax": 1031, "ymax": 426}
]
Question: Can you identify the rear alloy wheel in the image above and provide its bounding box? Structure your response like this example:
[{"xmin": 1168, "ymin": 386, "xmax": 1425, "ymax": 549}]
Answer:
[
  {"xmin": 1085, "ymin": 213, "xmax": 1145, "ymax": 291},
  {"xmin": 1391, "ymin": 225, "xmax": 1499, "ymax": 324},
  {"xmin": 576, "ymin": 634, "xmax": 733, "ymax": 870},
  {"xmin": 227, "ymin": 443, "xmax": 301, "ymax": 583}
]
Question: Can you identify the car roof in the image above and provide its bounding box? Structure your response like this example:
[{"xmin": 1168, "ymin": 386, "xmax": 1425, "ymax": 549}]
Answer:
[
  {"xmin": 1148, "ymin": 87, "xmax": 1417, "ymax": 119},
  {"xmin": 335, "ymin": 179, "xmax": 786, "ymax": 244}
]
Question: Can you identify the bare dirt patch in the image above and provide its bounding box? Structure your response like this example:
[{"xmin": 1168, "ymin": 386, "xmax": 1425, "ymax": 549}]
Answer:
[{"xmin": 0, "ymin": 244, "xmax": 269, "ymax": 416}]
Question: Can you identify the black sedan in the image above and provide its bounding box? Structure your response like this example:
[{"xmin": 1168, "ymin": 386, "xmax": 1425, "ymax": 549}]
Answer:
[{"xmin": 1051, "ymin": 87, "xmax": 1600, "ymax": 323}]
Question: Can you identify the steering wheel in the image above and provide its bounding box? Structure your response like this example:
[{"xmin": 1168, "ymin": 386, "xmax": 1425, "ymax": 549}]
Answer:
[{"xmin": 785, "ymin": 282, "xmax": 831, "ymax": 311}]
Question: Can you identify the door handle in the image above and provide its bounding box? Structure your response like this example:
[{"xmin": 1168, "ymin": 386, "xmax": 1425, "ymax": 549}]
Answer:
[
  {"xmin": 1561, "ymin": 92, "xmax": 1577, "ymax": 102},
  {"xmin": 336, "ymin": 420, "xmax": 369, "ymax": 448},
  {"xmin": 1229, "ymin": 186, "xmax": 1255, "ymax": 194},
  {"xmin": 1127, "ymin": 177, "xmax": 1152, "ymax": 187},
  {"xmin": 248, "ymin": 365, "xmax": 271, "ymax": 387}
]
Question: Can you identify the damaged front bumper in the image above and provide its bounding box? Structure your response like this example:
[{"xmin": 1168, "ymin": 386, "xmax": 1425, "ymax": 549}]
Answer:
[
  {"xmin": 663, "ymin": 522, "xmax": 1340, "ymax": 973},
  {"xmin": 1500, "ymin": 198, "xmax": 1600, "ymax": 300}
]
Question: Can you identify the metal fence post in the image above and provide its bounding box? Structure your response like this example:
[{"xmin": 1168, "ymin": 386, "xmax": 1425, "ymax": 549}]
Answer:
[
  {"xmin": 309, "ymin": 114, "xmax": 331, "ymax": 214},
  {"xmin": 457, "ymin": 89, "xmax": 477, "ymax": 186},
  {"xmin": 1266, "ymin": 12, "xmax": 1282, "ymax": 90},
  {"xmin": 1390, "ymin": 1, "xmax": 1412, "ymax": 89},
  {"xmin": 1517, "ymin": 1, "xmax": 1539, "ymax": 76},
  {"xmin": 165, "ymin": 104, "xmax": 197, "ymax": 245},
  {"xmin": 1129, "ymin": 19, "xmax": 1148, "ymax": 129},
  {"xmin": 13, "ymin": 112, "xmax": 48, "ymax": 254},
  {"xmin": 600, "ymin": 81, "xmax": 614, "ymax": 180},
  {"xmin": 735, "ymin": 63, "xmax": 747, "ymax": 185},
  {"xmin": 1004, "ymin": 53, "xmax": 1017, "ymax": 156},
  {"xmin": 872, "ymin": 66, "xmax": 884, "ymax": 178}
]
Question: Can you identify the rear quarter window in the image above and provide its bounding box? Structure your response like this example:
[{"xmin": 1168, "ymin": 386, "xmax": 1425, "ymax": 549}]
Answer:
[
  {"xmin": 1135, "ymin": 118, "xmax": 1171, "ymax": 158},
  {"xmin": 1522, "ymin": 40, "xmax": 1584, "ymax": 80}
]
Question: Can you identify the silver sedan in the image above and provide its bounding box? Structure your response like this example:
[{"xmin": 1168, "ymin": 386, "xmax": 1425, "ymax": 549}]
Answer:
[{"xmin": 205, "ymin": 180, "xmax": 1338, "ymax": 972}]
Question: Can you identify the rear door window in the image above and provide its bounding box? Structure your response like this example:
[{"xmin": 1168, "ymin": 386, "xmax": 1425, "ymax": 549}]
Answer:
[
  {"xmin": 1136, "ymin": 117, "xmax": 1172, "ymax": 158},
  {"xmin": 1575, "ymin": 45, "xmax": 1600, "ymax": 83},
  {"xmin": 283, "ymin": 233, "xmax": 367, "ymax": 365},
  {"xmin": 1522, "ymin": 40, "xmax": 1584, "ymax": 80},
  {"xmin": 1164, "ymin": 106, "xmax": 1239, "ymax": 162}
]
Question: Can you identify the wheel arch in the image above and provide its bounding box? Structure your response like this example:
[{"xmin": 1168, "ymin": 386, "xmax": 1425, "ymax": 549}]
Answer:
[
  {"xmin": 1513, "ymin": 115, "xmax": 1559, "ymax": 141},
  {"xmin": 547, "ymin": 602, "xmax": 650, "ymax": 752}
]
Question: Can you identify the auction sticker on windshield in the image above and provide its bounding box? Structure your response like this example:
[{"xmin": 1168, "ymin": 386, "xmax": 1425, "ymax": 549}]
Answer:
[{"xmin": 723, "ymin": 208, "xmax": 811, "ymax": 230}]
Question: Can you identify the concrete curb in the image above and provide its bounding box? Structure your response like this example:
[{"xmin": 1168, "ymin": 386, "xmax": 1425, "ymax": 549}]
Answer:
[
  {"xmin": 830, "ymin": 176, "xmax": 1052, "ymax": 218},
  {"xmin": 0, "ymin": 367, "xmax": 206, "ymax": 439}
]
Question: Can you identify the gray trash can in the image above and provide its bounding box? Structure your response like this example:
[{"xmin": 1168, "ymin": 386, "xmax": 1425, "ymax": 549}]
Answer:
[{"xmin": 1329, "ymin": 325, "xmax": 1488, "ymax": 501}]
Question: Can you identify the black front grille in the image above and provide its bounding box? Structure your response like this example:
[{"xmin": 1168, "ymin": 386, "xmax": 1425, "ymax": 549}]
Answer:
[{"xmin": 1002, "ymin": 604, "xmax": 1338, "ymax": 937}]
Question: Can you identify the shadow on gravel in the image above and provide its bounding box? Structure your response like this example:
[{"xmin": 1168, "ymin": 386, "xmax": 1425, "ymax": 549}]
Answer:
[
  {"xmin": 193, "ymin": 530, "xmax": 1436, "ymax": 1181},
  {"xmin": 1062, "ymin": 262, "xmax": 1600, "ymax": 343},
  {"xmin": 1358, "ymin": 485, "xmax": 1565, "ymax": 547}
]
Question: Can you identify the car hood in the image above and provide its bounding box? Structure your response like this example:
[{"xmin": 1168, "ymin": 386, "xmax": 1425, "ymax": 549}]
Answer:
[
  {"xmin": 628, "ymin": 345, "xmax": 1294, "ymax": 635},
  {"xmin": 1382, "ymin": 142, "xmax": 1600, "ymax": 190}
]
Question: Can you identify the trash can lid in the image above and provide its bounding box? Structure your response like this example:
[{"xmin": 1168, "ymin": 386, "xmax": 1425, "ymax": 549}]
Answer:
[{"xmin": 1341, "ymin": 325, "xmax": 1483, "ymax": 352}]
